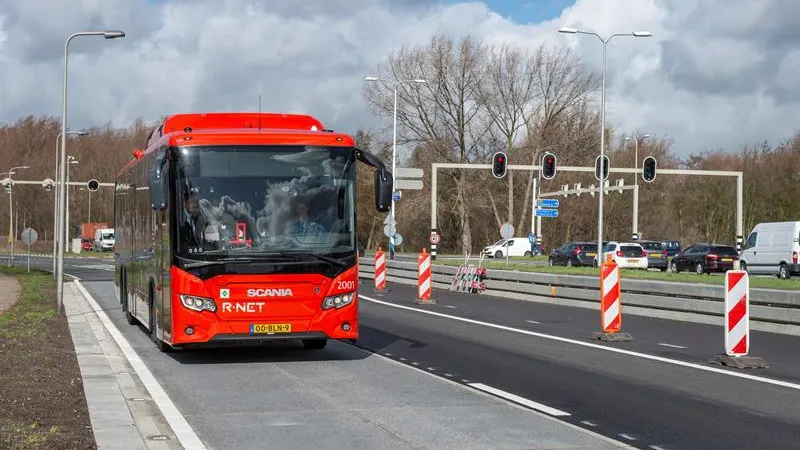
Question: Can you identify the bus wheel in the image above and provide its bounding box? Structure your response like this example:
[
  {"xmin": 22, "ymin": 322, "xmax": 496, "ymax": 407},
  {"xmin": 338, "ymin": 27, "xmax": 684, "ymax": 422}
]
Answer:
[
  {"xmin": 302, "ymin": 338, "xmax": 328, "ymax": 350},
  {"xmin": 121, "ymin": 272, "xmax": 136, "ymax": 325}
]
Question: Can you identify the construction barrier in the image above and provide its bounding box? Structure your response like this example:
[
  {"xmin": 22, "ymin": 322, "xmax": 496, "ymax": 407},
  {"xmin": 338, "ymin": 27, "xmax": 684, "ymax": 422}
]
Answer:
[
  {"xmin": 708, "ymin": 270, "xmax": 767, "ymax": 368},
  {"xmin": 724, "ymin": 270, "xmax": 749, "ymax": 356},
  {"xmin": 450, "ymin": 265, "xmax": 487, "ymax": 293},
  {"xmin": 356, "ymin": 257, "xmax": 800, "ymax": 337},
  {"xmin": 593, "ymin": 256, "xmax": 632, "ymax": 342},
  {"xmin": 417, "ymin": 249, "xmax": 434, "ymax": 304},
  {"xmin": 374, "ymin": 247, "xmax": 387, "ymax": 291}
]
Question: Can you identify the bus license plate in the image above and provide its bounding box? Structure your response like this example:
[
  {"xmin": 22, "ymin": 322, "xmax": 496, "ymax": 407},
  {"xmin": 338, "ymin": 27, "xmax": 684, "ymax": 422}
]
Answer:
[{"xmin": 250, "ymin": 324, "xmax": 291, "ymax": 334}]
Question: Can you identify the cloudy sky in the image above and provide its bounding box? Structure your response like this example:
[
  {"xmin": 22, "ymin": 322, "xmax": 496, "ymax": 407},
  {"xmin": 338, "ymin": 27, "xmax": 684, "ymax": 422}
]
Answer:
[{"xmin": 0, "ymin": 0, "xmax": 797, "ymax": 157}]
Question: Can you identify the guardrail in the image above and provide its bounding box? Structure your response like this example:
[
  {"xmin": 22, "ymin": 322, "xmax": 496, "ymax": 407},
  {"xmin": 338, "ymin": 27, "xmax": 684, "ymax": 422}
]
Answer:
[{"xmin": 358, "ymin": 257, "xmax": 800, "ymax": 337}]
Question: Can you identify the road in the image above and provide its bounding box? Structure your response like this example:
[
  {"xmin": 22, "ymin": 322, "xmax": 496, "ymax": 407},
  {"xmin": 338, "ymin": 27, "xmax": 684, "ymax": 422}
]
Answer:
[
  {"xmin": 13, "ymin": 253, "xmax": 800, "ymax": 449},
  {"xmin": 19, "ymin": 254, "xmax": 634, "ymax": 450},
  {"xmin": 355, "ymin": 282, "xmax": 800, "ymax": 450}
]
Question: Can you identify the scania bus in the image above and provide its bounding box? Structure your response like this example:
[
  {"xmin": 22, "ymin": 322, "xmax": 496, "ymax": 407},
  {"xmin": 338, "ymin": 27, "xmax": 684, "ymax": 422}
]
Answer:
[{"xmin": 113, "ymin": 112, "xmax": 391, "ymax": 352}]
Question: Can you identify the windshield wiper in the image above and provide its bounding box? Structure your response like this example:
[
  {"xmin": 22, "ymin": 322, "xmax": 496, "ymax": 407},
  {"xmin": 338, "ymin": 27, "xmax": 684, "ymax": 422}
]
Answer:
[
  {"xmin": 181, "ymin": 255, "xmax": 285, "ymax": 269},
  {"xmin": 278, "ymin": 252, "xmax": 348, "ymax": 268}
]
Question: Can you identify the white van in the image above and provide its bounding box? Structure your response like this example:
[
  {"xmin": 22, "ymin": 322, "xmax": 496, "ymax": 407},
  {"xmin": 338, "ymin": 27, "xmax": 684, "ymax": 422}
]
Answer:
[
  {"xmin": 93, "ymin": 228, "xmax": 115, "ymax": 252},
  {"xmin": 482, "ymin": 237, "xmax": 533, "ymax": 258},
  {"xmin": 739, "ymin": 221, "xmax": 800, "ymax": 279}
]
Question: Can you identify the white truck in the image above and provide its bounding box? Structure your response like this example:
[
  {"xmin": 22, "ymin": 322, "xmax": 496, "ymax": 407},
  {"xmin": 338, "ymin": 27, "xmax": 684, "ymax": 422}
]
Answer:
[
  {"xmin": 739, "ymin": 221, "xmax": 800, "ymax": 279},
  {"xmin": 93, "ymin": 228, "xmax": 115, "ymax": 252}
]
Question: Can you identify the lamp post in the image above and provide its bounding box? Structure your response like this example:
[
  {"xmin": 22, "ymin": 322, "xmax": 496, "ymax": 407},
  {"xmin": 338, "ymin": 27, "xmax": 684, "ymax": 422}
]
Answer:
[
  {"xmin": 79, "ymin": 187, "xmax": 92, "ymax": 222},
  {"xmin": 624, "ymin": 133, "xmax": 651, "ymax": 188},
  {"xmin": 5, "ymin": 165, "xmax": 30, "ymax": 267},
  {"xmin": 56, "ymin": 29, "xmax": 125, "ymax": 316},
  {"xmin": 558, "ymin": 26, "xmax": 651, "ymax": 264},
  {"xmin": 65, "ymin": 156, "xmax": 79, "ymax": 252},
  {"xmin": 364, "ymin": 75, "xmax": 427, "ymax": 259},
  {"xmin": 52, "ymin": 130, "xmax": 88, "ymax": 274}
]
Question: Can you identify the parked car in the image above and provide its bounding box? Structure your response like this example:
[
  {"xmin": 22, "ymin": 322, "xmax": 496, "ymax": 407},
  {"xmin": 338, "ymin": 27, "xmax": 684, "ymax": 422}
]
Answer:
[
  {"xmin": 739, "ymin": 221, "xmax": 800, "ymax": 279},
  {"xmin": 81, "ymin": 238, "xmax": 93, "ymax": 252},
  {"xmin": 547, "ymin": 242, "xmax": 598, "ymax": 267},
  {"xmin": 669, "ymin": 243, "xmax": 739, "ymax": 274},
  {"xmin": 639, "ymin": 240, "xmax": 668, "ymax": 271},
  {"xmin": 597, "ymin": 241, "xmax": 648, "ymax": 269},
  {"xmin": 483, "ymin": 237, "xmax": 533, "ymax": 258},
  {"xmin": 661, "ymin": 240, "xmax": 681, "ymax": 257}
]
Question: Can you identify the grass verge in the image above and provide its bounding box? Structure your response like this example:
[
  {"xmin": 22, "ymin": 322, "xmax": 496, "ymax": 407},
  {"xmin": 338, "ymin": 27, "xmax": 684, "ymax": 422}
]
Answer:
[
  {"xmin": 433, "ymin": 259, "xmax": 800, "ymax": 291},
  {"xmin": 0, "ymin": 267, "xmax": 96, "ymax": 450}
]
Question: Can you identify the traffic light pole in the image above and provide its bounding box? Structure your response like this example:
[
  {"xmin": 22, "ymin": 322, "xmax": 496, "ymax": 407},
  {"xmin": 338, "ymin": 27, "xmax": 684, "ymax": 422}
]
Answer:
[{"xmin": 430, "ymin": 163, "xmax": 745, "ymax": 255}]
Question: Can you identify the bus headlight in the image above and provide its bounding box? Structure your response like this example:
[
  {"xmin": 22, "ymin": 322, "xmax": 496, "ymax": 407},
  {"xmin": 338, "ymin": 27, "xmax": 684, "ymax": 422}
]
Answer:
[
  {"xmin": 179, "ymin": 294, "xmax": 217, "ymax": 312},
  {"xmin": 321, "ymin": 292, "xmax": 355, "ymax": 310}
]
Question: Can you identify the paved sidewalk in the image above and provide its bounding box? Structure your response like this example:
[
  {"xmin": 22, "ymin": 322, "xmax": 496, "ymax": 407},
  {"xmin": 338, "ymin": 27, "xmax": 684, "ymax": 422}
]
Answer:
[
  {"xmin": 0, "ymin": 273, "xmax": 21, "ymax": 315},
  {"xmin": 64, "ymin": 281, "xmax": 183, "ymax": 450}
]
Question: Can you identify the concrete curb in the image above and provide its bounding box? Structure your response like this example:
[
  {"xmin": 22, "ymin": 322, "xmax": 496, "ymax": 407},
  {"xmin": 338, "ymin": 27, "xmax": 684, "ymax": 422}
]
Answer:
[{"xmin": 64, "ymin": 281, "xmax": 183, "ymax": 450}]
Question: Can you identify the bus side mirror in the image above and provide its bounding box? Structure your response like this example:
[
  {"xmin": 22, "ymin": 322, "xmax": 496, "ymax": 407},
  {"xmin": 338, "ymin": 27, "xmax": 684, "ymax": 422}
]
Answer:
[
  {"xmin": 374, "ymin": 170, "xmax": 392, "ymax": 212},
  {"xmin": 148, "ymin": 156, "xmax": 168, "ymax": 211}
]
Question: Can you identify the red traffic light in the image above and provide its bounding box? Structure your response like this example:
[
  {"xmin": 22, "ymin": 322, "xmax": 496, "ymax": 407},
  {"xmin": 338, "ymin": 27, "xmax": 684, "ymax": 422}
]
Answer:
[
  {"xmin": 541, "ymin": 152, "xmax": 557, "ymax": 180},
  {"xmin": 492, "ymin": 152, "xmax": 507, "ymax": 179}
]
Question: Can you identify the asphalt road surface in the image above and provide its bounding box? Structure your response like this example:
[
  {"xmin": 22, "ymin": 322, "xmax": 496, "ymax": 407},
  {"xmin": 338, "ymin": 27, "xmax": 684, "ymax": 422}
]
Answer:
[
  {"xmin": 355, "ymin": 282, "xmax": 800, "ymax": 450},
  {"xmin": 14, "ymin": 254, "xmax": 800, "ymax": 448}
]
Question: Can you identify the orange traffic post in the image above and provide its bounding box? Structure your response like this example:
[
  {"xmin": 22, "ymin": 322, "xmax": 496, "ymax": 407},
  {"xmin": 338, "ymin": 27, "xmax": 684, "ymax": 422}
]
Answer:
[
  {"xmin": 416, "ymin": 248, "xmax": 435, "ymax": 305},
  {"xmin": 592, "ymin": 254, "xmax": 632, "ymax": 342},
  {"xmin": 374, "ymin": 247, "xmax": 387, "ymax": 292}
]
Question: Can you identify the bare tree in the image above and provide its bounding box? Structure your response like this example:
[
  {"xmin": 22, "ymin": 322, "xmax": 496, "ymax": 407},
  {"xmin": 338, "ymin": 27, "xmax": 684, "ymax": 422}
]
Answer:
[
  {"xmin": 476, "ymin": 43, "xmax": 539, "ymax": 226},
  {"xmin": 514, "ymin": 45, "xmax": 600, "ymax": 233},
  {"xmin": 363, "ymin": 33, "xmax": 493, "ymax": 253}
]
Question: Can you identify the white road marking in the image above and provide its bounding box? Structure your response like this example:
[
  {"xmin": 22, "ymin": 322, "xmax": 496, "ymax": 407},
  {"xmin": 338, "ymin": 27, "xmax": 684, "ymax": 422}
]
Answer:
[
  {"xmin": 360, "ymin": 295, "xmax": 800, "ymax": 391},
  {"xmin": 658, "ymin": 343, "xmax": 688, "ymax": 349},
  {"xmin": 619, "ymin": 433, "xmax": 637, "ymax": 441},
  {"xmin": 467, "ymin": 383, "xmax": 571, "ymax": 417},
  {"xmin": 650, "ymin": 445, "xmax": 668, "ymax": 450},
  {"xmin": 73, "ymin": 281, "xmax": 207, "ymax": 450},
  {"xmin": 526, "ymin": 320, "xmax": 541, "ymax": 324},
  {"xmin": 580, "ymin": 420, "xmax": 597, "ymax": 427},
  {"xmin": 428, "ymin": 367, "xmax": 436, "ymax": 371},
  {"xmin": 444, "ymin": 305, "xmax": 457, "ymax": 309}
]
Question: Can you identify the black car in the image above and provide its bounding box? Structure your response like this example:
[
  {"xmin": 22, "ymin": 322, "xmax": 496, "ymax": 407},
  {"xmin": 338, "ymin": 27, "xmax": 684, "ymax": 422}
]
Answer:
[
  {"xmin": 548, "ymin": 242, "xmax": 598, "ymax": 267},
  {"xmin": 669, "ymin": 243, "xmax": 739, "ymax": 274}
]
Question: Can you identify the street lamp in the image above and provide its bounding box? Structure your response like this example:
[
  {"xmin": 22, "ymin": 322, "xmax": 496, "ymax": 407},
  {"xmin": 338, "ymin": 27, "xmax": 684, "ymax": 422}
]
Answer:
[
  {"xmin": 57, "ymin": 29, "xmax": 125, "ymax": 315},
  {"xmin": 624, "ymin": 133, "xmax": 651, "ymax": 188},
  {"xmin": 79, "ymin": 187, "xmax": 92, "ymax": 222},
  {"xmin": 53, "ymin": 130, "xmax": 88, "ymax": 274},
  {"xmin": 558, "ymin": 26, "xmax": 651, "ymax": 265},
  {"xmin": 65, "ymin": 156, "xmax": 79, "ymax": 252},
  {"xmin": 5, "ymin": 165, "xmax": 30, "ymax": 266},
  {"xmin": 364, "ymin": 75, "xmax": 427, "ymax": 259}
]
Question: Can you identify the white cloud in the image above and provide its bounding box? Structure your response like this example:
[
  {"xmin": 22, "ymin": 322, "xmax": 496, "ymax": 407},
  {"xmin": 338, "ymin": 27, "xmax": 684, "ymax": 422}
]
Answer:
[{"xmin": 0, "ymin": 0, "xmax": 796, "ymax": 156}]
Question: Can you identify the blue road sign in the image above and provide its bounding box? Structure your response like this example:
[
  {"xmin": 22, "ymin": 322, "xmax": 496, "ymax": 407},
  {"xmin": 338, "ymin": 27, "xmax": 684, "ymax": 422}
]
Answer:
[
  {"xmin": 393, "ymin": 191, "xmax": 402, "ymax": 201},
  {"xmin": 537, "ymin": 198, "xmax": 559, "ymax": 208},
  {"xmin": 535, "ymin": 208, "xmax": 559, "ymax": 218},
  {"xmin": 528, "ymin": 232, "xmax": 535, "ymax": 243}
]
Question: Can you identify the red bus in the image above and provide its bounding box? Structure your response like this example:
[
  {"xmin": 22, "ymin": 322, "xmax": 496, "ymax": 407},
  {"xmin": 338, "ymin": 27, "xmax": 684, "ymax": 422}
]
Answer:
[{"xmin": 113, "ymin": 112, "xmax": 391, "ymax": 352}]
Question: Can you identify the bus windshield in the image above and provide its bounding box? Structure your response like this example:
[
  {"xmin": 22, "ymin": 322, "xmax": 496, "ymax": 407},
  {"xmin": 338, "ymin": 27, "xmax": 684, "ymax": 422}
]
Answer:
[{"xmin": 175, "ymin": 144, "xmax": 356, "ymax": 259}]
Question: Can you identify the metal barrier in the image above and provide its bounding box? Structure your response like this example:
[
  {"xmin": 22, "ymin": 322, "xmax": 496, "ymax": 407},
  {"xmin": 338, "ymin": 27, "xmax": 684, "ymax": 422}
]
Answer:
[{"xmin": 357, "ymin": 257, "xmax": 800, "ymax": 337}]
